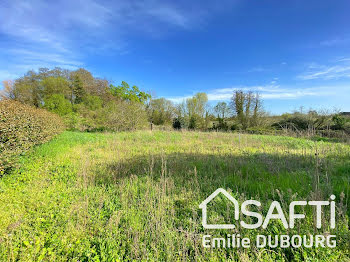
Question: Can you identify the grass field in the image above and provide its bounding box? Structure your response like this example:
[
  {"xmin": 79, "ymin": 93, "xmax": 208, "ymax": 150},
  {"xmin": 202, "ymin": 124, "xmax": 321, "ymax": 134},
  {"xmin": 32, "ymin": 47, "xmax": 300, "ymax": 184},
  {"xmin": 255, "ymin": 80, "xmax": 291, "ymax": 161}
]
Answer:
[{"xmin": 0, "ymin": 131, "xmax": 349, "ymax": 261}]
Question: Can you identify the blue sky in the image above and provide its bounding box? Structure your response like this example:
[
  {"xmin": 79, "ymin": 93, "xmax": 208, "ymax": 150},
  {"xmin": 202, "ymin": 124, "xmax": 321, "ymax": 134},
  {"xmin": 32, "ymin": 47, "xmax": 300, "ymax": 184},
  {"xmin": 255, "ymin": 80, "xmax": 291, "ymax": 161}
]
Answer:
[{"xmin": 0, "ymin": 0, "xmax": 350, "ymax": 114}]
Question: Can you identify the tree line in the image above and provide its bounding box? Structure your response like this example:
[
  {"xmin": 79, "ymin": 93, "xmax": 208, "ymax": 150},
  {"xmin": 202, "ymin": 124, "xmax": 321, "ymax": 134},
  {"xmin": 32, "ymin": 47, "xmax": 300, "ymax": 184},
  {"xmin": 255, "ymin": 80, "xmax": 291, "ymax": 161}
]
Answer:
[
  {"xmin": 1, "ymin": 67, "xmax": 349, "ymax": 135},
  {"xmin": 1, "ymin": 68, "xmax": 150, "ymax": 131}
]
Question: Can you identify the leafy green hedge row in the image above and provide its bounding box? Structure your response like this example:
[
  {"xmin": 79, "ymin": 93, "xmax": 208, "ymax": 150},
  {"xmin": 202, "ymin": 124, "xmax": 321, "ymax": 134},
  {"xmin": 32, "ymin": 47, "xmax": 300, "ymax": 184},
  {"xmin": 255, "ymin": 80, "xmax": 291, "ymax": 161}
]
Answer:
[{"xmin": 0, "ymin": 100, "xmax": 65, "ymax": 174}]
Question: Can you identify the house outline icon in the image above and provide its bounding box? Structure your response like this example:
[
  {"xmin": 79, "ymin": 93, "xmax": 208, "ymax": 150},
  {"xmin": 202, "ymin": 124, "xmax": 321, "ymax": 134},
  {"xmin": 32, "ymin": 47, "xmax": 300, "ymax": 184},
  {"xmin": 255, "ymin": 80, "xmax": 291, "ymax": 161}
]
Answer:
[{"xmin": 199, "ymin": 188, "xmax": 239, "ymax": 229}]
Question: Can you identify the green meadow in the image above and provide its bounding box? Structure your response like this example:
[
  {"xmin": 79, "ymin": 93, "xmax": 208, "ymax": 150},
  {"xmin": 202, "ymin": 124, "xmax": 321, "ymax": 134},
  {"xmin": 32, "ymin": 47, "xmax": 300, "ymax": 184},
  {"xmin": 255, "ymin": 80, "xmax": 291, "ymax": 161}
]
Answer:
[{"xmin": 0, "ymin": 131, "xmax": 349, "ymax": 261}]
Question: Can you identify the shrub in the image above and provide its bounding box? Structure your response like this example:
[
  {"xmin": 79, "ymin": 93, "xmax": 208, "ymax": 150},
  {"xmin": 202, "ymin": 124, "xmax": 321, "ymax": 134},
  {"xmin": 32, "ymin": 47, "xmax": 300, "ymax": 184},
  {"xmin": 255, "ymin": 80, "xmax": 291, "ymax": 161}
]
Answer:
[
  {"xmin": 0, "ymin": 99, "xmax": 65, "ymax": 174},
  {"xmin": 344, "ymin": 122, "xmax": 350, "ymax": 134},
  {"xmin": 231, "ymin": 123, "xmax": 241, "ymax": 131},
  {"xmin": 332, "ymin": 114, "xmax": 347, "ymax": 130},
  {"xmin": 102, "ymin": 100, "xmax": 148, "ymax": 131},
  {"xmin": 188, "ymin": 116, "xmax": 197, "ymax": 130},
  {"xmin": 188, "ymin": 114, "xmax": 206, "ymax": 130},
  {"xmin": 212, "ymin": 118, "xmax": 229, "ymax": 131},
  {"xmin": 272, "ymin": 113, "xmax": 309, "ymax": 130},
  {"xmin": 172, "ymin": 117, "xmax": 183, "ymax": 130}
]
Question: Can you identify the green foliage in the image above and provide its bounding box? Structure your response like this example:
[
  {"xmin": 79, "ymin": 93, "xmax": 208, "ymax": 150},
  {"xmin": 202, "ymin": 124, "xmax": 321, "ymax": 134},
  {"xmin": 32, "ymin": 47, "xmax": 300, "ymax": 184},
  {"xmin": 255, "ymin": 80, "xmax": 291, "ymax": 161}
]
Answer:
[
  {"xmin": 332, "ymin": 114, "xmax": 347, "ymax": 130},
  {"xmin": 12, "ymin": 70, "xmax": 42, "ymax": 107},
  {"xmin": 102, "ymin": 100, "xmax": 148, "ymax": 131},
  {"xmin": 71, "ymin": 74, "xmax": 85, "ymax": 104},
  {"xmin": 70, "ymin": 96, "xmax": 104, "ymax": 131},
  {"xmin": 273, "ymin": 113, "xmax": 310, "ymax": 130},
  {"xmin": 344, "ymin": 122, "xmax": 350, "ymax": 134},
  {"xmin": 212, "ymin": 117, "xmax": 229, "ymax": 131},
  {"xmin": 188, "ymin": 115, "xmax": 197, "ymax": 129},
  {"xmin": 42, "ymin": 76, "xmax": 71, "ymax": 100},
  {"xmin": 172, "ymin": 93, "xmax": 209, "ymax": 130},
  {"xmin": 63, "ymin": 112, "xmax": 83, "ymax": 131},
  {"xmin": 9, "ymin": 68, "xmax": 153, "ymax": 132},
  {"xmin": 231, "ymin": 90, "xmax": 263, "ymax": 129},
  {"xmin": 43, "ymin": 94, "xmax": 72, "ymax": 116},
  {"xmin": 148, "ymin": 98, "xmax": 175, "ymax": 125},
  {"xmin": 0, "ymin": 100, "xmax": 65, "ymax": 174},
  {"xmin": 186, "ymin": 92, "xmax": 208, "ymax": 119},
  {"xmin": 272, "ymin": 111, "xmax": 348, "ymax": 134},
  {"xmin": 110, "ymin": 81, "xmax": 151, "ymax": 104},
  {"xmin": 214, "ymin": 102, "xmax": 230, "ymax": 118},
  {"xmin": 82, "ymin": 95, "xmax": 103, "ymax": 111}
]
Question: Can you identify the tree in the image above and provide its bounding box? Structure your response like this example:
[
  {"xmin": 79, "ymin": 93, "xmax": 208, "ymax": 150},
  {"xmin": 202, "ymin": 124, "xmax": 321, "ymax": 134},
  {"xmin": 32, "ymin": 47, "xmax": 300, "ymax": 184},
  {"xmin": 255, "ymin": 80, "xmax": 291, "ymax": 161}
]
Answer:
[
  {"xmin": 332, "ymin": 114, "xmax": 347, "ymax": 130},
  {"xmin": 42, "ymin": 76, "xmax": 71, "ymax": 100},
  {"xmin": 71, "ymin": 68, "xmax": 95, "ymax": 95},
  {"xmin": 214, "ymin": 102, "xmax": 230, "ymax": 118},
  {"xmin": 185, "ymin": 93, "xmax": 208, "ymax": 129},
  {"xmin": 71, "ymin": 74, "xmax": 85, "ymax": 104},
  {"xmin": 251, "ymin": 93, "xmax": 263, "ymax": 127},
  {"xmin": 110, "ymin": 81, "xmax": 151, "ymax": 104},
  {"xmin": 82, "ymin": 95, "xmax": 103, "ymax": 111},
  {"xmin": 230, "ymin": 90, "xmax": 263, "ymax": 129},
  {"xmin": 12, "ymin": 70, "xmax": 42, "ymax": 107},
  {"xmin": 6, "ymin": 67, "xmax": 151, "ymax": 132},
  {"xmin": 186, "ymin": 92, "xmax": 208, "ymax": 118},
  {"xmin": 69, "ymin": 68, "xmax": 110, "ymax": 100},
  {"xmin": 188, "ymin": 115, "xmax": 198, "ymax": 130},
  {"xmin": 43, "ymin": 94, "xmax": 72, "ymax": 116},
  {"xmin": 103, "ymin": 100, "xmax": 148, "ymax": 131},
  {"xmin": 232, "ymin": 90, "xmax": 245, "ymax": 128},
  {"xmin": 148, "ymin": 98, "xmax": 175, "ymax": 125},
  {"xmin": 1, "ymin": 80, "xmax": 15, "ymax": 99}
]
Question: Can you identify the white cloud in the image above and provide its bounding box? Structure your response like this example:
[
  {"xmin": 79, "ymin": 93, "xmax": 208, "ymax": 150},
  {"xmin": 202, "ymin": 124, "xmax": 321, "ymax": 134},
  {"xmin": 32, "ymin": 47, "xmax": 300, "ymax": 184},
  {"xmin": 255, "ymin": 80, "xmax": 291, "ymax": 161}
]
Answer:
[
  {"xmin": 9, "ymin": 49, "xmax": 83, "ymax": 67},
  {"xmin": 298, "ymin": 65, "xmax": 350, "ymax": 80},
  {"xmin": 207, "ymin": 86, "xmax": 328, "ymax": 101},
  {"xmin": 167, "ymin": 95, "xmax": 193, "ymax": 103},
  {"xmin": 336, "ymin": 58, "xmax": 350, "ymax": 62},
  {"xmin": 167, "ymin": 84, "xmax": 338, "ymax": 103},
  {"xmin": 0, "ymin": 0, "xmax": 235, "ymax": 78},
  {"xmin": 298, "ymin": 59, "xmax": 350, "ymax": 80}
]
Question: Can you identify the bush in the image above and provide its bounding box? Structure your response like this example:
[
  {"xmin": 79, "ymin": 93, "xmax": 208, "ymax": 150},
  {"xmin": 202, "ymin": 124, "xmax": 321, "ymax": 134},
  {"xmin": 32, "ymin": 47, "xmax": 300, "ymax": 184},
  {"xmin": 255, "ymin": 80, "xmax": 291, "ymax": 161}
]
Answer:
[
  {"xmin": 0, "ymin": 99, "xmax": 65, "ymax": 174},
  {"xmin": 188, "ymin": 116, "xmax": 197, "ymax": 130},
  {"xmin": 188, "ymin": 115, "xmax": 205, "ymax": 130},
  {"xmin": 344, "ymin": 122, "xmax": 350, "ymax": 134},
  {"xmin": 230, "ymin": 123, "xmax": 241, "ymax": 131},
  {"xmin": 103, "ymin": 100, "xmax": 148, "ymax": 131},
  {"xmin": 212, "ymin": 118, "xmax": 229, "ymax": 131},
  {"xmin": 272, "ymin": 114, "xmax": 309, "ymax": 130},
  {"xmin": 332, "ymin": 114, "xmax": 347, "ymax": 130},
  {"xmin": 172, "ymin": 117, "xmax": 183, "ymax": 130}
]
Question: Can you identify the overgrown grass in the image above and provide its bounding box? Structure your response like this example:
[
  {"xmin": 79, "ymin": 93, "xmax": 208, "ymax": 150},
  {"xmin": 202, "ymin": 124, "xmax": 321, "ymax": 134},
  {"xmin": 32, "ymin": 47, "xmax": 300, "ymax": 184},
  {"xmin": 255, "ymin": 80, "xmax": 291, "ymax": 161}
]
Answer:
[{"xmin": 0, "ymin": 131, "xmax": 349, "ymax": 261}]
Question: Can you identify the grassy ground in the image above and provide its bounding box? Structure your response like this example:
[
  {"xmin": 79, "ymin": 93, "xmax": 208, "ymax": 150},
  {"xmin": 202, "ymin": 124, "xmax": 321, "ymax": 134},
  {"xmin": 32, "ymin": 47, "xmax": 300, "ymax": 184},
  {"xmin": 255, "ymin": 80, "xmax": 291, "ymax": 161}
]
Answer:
[{"xmin": 0, "ymin": 131, "xmax": 349, "ymax": 261}]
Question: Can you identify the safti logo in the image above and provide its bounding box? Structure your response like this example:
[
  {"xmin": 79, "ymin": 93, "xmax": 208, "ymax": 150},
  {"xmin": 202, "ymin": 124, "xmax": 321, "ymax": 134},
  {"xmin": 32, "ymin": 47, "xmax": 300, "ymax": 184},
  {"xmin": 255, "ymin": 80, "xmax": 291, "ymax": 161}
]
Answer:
[
  {"xmin": 199, "ymin": 188, "xmax": 336, "ymax": 230},
  {"xmin": 199, "ymin": 188, "xmax": 337, "ymax": 249}
]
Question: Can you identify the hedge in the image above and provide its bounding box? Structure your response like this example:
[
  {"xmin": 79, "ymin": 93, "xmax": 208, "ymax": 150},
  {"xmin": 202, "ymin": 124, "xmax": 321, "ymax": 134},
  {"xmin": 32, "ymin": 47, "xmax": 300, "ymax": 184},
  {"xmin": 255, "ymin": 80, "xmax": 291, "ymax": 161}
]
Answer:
[{"xmin": 0, "ymin": 99, "xmax": 65, "ymax": 174}]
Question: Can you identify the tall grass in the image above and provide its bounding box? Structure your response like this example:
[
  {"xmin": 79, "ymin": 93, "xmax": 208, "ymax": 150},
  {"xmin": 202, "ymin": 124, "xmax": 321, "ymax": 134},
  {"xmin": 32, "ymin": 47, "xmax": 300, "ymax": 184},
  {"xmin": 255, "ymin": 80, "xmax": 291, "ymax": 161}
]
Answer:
[{"xmin": 0, "ymin": 131, "xmax": 349, "ymax": 261}]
